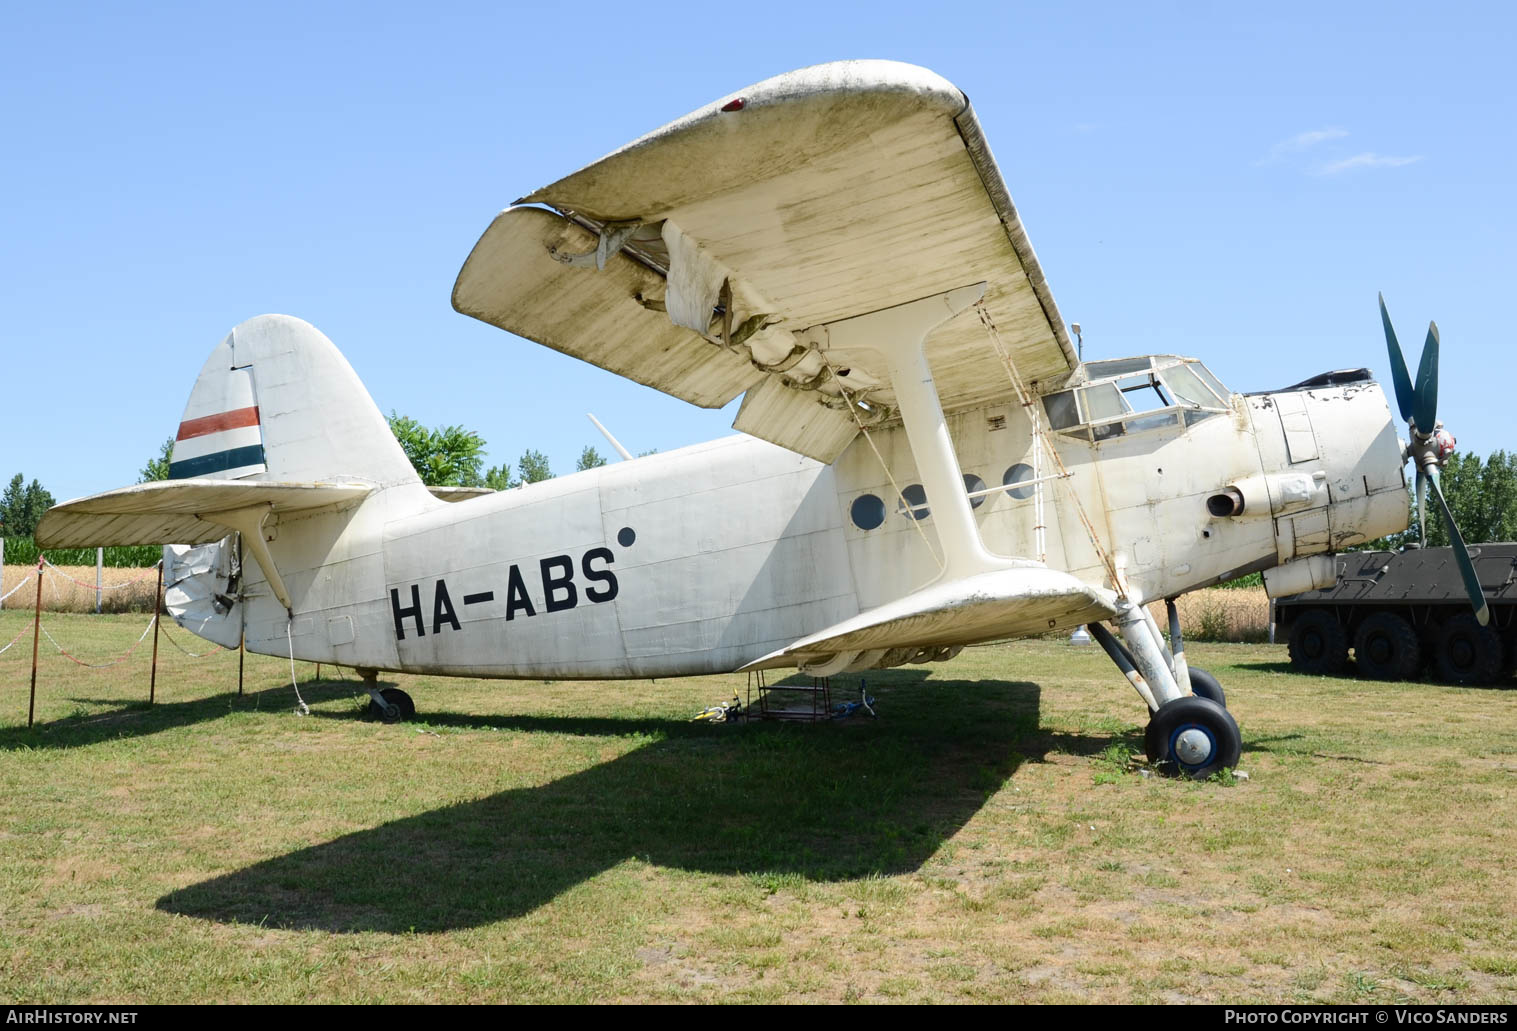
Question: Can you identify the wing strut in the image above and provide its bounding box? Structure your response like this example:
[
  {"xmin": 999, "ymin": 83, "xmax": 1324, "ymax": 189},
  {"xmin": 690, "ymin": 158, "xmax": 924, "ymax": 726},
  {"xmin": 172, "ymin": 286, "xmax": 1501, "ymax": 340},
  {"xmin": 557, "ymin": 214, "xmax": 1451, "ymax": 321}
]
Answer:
[
  {"xmin": 202, "ymin": 505, "xmax": 294, "ymax": 617},
  {"xmin": 805, "ymin": 282, "xmax": 1022, "ymax": 581}
]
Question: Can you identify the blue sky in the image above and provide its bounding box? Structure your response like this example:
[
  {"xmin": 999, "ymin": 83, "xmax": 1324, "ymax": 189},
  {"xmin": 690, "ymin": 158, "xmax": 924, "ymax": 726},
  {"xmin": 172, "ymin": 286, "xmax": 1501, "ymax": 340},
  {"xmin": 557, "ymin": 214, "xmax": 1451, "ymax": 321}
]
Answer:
[{"xmin": 3, "ymin": 1, "xmax": 1512, "ymax": 502}]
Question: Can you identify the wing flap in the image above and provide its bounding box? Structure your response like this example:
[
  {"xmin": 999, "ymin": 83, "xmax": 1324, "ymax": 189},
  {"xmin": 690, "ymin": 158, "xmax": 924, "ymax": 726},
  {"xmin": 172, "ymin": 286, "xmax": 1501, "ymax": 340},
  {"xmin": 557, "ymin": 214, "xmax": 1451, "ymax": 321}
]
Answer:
[
  {"xmin": 453, "ymin": 207, "xmax": 764, "ymax": 410},
  {"xmin": 732, "ymin": 377, "xmax": 861, "ymax": 464},
  {"xmin": 36, "ymin": 480, "xmax": 372, "ymax": 548},
  {"xmin": 741, "ymin": 567, "xmax": 1115, "ymax": 670}
]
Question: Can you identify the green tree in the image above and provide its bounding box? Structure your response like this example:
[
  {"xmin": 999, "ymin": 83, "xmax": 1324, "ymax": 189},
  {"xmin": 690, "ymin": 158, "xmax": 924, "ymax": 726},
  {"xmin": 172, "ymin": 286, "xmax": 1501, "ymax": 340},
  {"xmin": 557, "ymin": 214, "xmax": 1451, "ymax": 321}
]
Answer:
[
  {"xmin": 0, "ymin": 474, "xmax": 55, "ymax": 538},
  {"xmin": 483, "ymin": 464, "xmax": 516, "ymax": 491},
  {"xmin": 1364, "ymin": 449, "xmax": 1517, "ymax": 550},
  {"xmin": 517, "ymin": 449, "xmax": 552, "ymax": 484},
  {"xmin": 576, "ymin": 445, "xmax": 608, "ymax": 471},
  {"xmin": 388, "ymin": 412, "xmax": 487, "ymax": 487},
  {"xmin": 139, "ymin": 438, "xmax": 174, "ymax": 482}
]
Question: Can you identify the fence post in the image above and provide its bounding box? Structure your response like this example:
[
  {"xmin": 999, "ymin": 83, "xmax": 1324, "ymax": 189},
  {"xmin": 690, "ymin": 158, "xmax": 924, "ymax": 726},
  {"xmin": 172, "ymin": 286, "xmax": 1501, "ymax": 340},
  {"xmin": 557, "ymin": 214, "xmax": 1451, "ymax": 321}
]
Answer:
[
  {"xmin": 1, "ymin": 536, "xmax": 5, "ymax": 611},
  {"xmin": 27, "ymin": 557, "xmax": 43, "ymax": 729},
  {"xmin": 236, "ymin": 533, "xmax": 244, "ymax": 697},
  {"xmin": 148, "ymin": 560, "xmax": 163, "ymax": 705},
  {"xmin": 96, "ymin": 547, "xmax": 103, "ymax": 614}
]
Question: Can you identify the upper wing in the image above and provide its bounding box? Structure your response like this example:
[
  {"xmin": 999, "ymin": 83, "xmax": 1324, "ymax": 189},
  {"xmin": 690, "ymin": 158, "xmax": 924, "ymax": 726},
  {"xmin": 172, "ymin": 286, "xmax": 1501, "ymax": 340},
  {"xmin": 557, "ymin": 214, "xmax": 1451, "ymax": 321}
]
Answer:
[
  {"xmin": 454, "ymin": 60, "xmax": 1075, "ymax": 462},
  {"xmin": 740, "ymin": 566, "xmax": 1115, "ymax": 671},
  {"xmin": 36, "ymin": 479, "xmax": 372, "ymax": 548}
]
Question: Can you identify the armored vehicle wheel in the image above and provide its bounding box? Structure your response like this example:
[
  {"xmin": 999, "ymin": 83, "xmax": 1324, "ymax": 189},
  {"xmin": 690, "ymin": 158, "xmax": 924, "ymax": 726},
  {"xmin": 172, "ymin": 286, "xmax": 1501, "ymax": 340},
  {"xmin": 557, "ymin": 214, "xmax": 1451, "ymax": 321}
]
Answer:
[
  {"xmin": 368, "ymin": 687, "xmax": 416, "ymax": 723},
  {"xmin": 1433, "ymin": 614, "xmax": 1503, "ymax": 686},
  {"xmin": 1144, "ymin": 696, "xmax": 1241, "ymax": 779},
  {"xmin": 1288, "ymin": 609, "xmax": 1349, "ymax": 675},
  {"xmin": 1188, "ymin": 666, "xmax": 1226, "ymax": 708},
  {"xmin": 1353, "ymin": 612, "xmax": 1421, "ymax": 681}
]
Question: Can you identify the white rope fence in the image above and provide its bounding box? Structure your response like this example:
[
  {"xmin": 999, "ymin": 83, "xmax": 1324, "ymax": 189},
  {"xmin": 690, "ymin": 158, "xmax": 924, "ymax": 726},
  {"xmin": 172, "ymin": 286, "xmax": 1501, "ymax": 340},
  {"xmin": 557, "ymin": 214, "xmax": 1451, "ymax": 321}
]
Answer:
[
  {"xmin": 39, "ymin": 615, "xmax": 158, "ymax": 669},
  {"xmin": 41, "ymin": 558, "xmax": 161, "ymax": 590}
]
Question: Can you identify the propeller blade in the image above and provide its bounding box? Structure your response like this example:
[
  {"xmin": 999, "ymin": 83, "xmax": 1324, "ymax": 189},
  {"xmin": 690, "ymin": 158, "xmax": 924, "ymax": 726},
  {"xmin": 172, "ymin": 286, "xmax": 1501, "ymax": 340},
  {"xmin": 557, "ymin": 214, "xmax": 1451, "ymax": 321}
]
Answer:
[
  {"xmin": 1413, "ymin": 321, "xmax": 1440, "ymax": 433},
  {"xmin": 1415, "ymin": 468, "xmax": 1427, "ymax": 547},
  {"xmin": 1379, "ymin": 293, "xmax": 1416, "ymax": 422},
  {"xmin": 1425, "ymin": 471, "xmax": 1490, "ymax": 626}
]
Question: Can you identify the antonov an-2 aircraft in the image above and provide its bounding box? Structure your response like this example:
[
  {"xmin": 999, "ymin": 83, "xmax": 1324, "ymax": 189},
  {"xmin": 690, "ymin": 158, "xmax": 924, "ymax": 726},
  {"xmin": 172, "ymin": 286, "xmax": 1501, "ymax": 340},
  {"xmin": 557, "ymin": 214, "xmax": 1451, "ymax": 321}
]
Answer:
[{"xmin": 39, "ymin": 61, "xmax": 1485, "ymax": 779}]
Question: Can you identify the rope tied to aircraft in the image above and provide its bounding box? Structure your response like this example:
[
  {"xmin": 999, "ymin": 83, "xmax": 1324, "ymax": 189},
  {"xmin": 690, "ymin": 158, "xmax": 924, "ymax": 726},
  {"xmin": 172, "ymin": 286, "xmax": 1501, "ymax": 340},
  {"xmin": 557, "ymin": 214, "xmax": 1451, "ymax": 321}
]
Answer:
[
  {"xmin": 286, "ymin": 619, "xmax": 310, "ymax": 716},
  {"xmin": 39, "ymin": 614, "xmax": 158, "ymax": 668}
]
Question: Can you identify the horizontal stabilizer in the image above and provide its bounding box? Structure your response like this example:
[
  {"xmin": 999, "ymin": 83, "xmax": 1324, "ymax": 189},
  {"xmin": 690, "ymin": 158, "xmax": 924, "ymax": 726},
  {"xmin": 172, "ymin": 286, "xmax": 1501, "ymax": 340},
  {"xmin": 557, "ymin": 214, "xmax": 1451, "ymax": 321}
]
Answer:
[
  {"xmin": 36, "ymin": 479, "xmax": 372, "ymax": 548},
  {"xmin": 741, "ymin": 567, "xmax": 1115, "ymax": 670}
]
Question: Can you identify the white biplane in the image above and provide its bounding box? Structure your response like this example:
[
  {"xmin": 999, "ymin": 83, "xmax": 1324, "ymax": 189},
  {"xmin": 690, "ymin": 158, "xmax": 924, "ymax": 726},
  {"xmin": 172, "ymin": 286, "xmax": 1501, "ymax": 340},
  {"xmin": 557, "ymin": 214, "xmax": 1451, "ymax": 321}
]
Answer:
[{"xmin": 39, "ymin": 61, "xmax": 1483, "ymax": 778}]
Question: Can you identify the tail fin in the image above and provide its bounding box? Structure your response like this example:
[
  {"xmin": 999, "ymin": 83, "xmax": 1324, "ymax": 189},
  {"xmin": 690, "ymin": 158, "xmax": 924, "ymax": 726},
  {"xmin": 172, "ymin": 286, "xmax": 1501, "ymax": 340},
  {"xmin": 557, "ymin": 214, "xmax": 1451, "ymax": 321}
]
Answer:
[{"xmin": 169, "ymin": 314, "xmax": 418, "ymax": 487}]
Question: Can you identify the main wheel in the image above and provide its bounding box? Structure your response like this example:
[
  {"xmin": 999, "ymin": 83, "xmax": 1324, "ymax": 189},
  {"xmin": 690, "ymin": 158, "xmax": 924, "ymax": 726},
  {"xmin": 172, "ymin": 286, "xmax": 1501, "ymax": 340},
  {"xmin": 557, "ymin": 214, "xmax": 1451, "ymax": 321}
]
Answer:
[
  {"xmin": 1144, "ymin": 696, "xmax": 1241, "ymax": 779},
  {"xmin": 1188, "ymin": 667, "xmax": 1226, "ymax": 708},
  {"xmin": 368, "ymin": 687, "xmax": 416, "ymax": 723},
  {"xmin": 1287, "ymin": 609, "xmax": 1348, "ymax": 675},
  {"xmin": 1353, "ymin": 611, "xmax": 1421, "ymax": 681},
  {"xmin": 1433, "ymin": 613, "xmax": 1503, "ymax": 686}
]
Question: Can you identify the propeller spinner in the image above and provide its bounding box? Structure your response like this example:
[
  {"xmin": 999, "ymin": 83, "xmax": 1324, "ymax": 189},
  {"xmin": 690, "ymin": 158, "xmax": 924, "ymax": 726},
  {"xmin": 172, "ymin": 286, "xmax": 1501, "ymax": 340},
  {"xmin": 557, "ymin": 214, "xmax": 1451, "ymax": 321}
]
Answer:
[{"xmin": 1378, "ymin": 293, "xmax": 1489, "ymax": 625}]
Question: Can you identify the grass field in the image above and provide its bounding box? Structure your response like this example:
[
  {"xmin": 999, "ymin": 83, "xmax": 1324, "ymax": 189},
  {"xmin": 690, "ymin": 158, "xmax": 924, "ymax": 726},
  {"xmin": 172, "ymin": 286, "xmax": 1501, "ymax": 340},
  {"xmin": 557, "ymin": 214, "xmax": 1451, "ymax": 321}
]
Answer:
[{"xmin": 2, "ymin": 611, "xmax": 1513, "ymax": 1004}]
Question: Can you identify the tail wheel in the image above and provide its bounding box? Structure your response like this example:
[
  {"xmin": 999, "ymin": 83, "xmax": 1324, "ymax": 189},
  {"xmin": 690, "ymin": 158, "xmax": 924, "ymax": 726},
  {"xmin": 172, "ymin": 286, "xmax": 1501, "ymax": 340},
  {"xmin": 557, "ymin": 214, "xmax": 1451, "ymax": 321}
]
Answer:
[
  {"xmin": 1144, "ymin": 696, "xmax": 1241, "ymax": 779},
  {"xmin": 1353, "ymin": 611, "xmax": 1422, "ymax": 681},
  {"xmin": 1287, "ymin": 609, "xmax": 1349, "ymax": 675},
  {"xmin": 368, "ymin": 687, "xmax": 416, "ymax": 723},
  {"xmin": 1433, "ymin": 613, "xmax": 1503, "ymax": 686}
]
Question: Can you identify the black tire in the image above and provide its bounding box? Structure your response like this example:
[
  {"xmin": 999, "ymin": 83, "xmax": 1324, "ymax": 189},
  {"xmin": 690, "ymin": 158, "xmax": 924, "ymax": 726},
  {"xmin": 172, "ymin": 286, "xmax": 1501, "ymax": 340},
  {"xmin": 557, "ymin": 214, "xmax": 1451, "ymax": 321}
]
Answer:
[
  {"xmin": 1188, "ymin": 667, "xmax": 1226, "ymax": 708},
  {"xmin": 1353, "ymin": 611, "xmax": 1422, "ymax": 681},
  {"xmin": 1433, "ymin": 613, "xmax": 1503, "ymax": 686},
  {"xmin": 1288, "ymin": 608, "xmax": 1349, "ymax": 675},
  {"xmin": 1144, "ymin": 696, "xmax": 1241, "ymax": 779},
  {"xmin": 368, "ymin": 687, "xmax": 416, "ymax": 723}
]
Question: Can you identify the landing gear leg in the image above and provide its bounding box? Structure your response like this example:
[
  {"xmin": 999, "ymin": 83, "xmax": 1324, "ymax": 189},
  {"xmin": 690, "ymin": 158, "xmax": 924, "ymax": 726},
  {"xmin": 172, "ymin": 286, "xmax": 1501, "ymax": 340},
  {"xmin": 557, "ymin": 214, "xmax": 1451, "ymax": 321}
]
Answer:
[
  {"xmin": 1088, "ymin": 601, "xmax": 1241, "ymax": 779},
  {"xmin": 359, "ymin": 668, "xmax": 414, "ymax": 723}
]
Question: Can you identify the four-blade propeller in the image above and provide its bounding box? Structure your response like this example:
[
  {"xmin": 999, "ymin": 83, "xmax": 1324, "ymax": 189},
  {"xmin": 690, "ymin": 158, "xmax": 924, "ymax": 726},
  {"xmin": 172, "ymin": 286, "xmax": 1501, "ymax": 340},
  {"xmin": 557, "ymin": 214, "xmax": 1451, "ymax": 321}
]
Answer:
[{"xmin": 1378, "ymin": 293, "xmax": 1489, "ymax": 626}]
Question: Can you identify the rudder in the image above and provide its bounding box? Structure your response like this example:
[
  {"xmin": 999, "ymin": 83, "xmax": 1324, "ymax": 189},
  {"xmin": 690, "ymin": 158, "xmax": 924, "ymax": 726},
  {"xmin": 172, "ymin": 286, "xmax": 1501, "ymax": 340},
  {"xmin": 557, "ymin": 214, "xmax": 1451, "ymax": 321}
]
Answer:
[{"xmin": 169, "ymin": 314, "xmax": 419, "ymax": 487}]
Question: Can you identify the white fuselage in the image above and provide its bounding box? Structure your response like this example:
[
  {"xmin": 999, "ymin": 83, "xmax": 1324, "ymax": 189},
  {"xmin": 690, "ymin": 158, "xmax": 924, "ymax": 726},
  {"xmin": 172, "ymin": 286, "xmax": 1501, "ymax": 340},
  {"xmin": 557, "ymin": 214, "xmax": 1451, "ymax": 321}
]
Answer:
[{"xmin": 194, "ymin": 376, "xmax": 1406, "ymax": 679}]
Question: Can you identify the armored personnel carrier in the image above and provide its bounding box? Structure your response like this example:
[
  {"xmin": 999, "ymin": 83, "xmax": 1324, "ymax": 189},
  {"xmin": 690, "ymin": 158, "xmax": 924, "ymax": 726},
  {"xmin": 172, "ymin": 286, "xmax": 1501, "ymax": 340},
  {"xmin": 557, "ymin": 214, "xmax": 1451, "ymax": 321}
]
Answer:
[{"xmin": 1276, "ymin": 544, "xmax": 1516, "ymax": 684}]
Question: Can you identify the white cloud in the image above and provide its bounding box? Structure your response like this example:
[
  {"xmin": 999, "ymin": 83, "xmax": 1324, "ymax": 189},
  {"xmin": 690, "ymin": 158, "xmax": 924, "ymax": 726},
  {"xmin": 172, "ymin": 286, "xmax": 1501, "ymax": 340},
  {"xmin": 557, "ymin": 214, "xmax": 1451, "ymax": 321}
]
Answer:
[
  {"xmin": 1259, "ymin": 127, "xmax": 1348, "ymax": 164},
  {"xmin": 1316, "ymin": 152, "xmax": 1424, "ymax": 174}
]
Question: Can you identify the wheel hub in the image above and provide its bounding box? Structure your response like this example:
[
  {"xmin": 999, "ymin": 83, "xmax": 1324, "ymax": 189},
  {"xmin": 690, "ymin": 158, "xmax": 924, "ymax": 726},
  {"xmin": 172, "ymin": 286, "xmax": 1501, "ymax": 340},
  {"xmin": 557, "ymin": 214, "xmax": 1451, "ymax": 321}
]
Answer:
[{"xmin": 1173, "ymin": 727, "xmax": 1214, "ymax": 766}]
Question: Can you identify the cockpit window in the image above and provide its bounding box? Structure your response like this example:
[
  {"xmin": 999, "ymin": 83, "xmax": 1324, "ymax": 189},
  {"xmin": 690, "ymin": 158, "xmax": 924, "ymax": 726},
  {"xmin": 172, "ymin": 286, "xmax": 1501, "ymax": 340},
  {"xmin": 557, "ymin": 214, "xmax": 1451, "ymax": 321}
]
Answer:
[
  {"xmin": 1115, "ymin": 373, "xmax": 1172, "ymax": 412},
  {"xmin": 1081, "ymin": 382, "xmax": 1126, "ymax": 421},
  {"xmin": 1085, "ymin": 357, "xmax": 1152, "ymax": 379},
  {"xmin": 1190, "ymin": 362, "xmax": 1230, "ymax": 402},
  {"xmin": 1042, "ymin": 355, "xmax": 1229, "ymax": 441},
  {"xmin": 1164, "ymin": 362, "xmax": 1221, "ymax": 408},
  {"xmin": 1043, "ymin": 390, "xmax": 1080, "ymax": 430}
]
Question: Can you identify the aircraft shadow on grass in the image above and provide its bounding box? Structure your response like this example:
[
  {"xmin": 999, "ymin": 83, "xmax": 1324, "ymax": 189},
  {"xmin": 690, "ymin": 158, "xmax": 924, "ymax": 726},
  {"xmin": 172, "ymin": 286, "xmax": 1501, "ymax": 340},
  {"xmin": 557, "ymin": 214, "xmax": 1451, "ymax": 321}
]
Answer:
[
  {"xmin": 155, "ymin": 676, "xmax": 1138, "ymax": 934},
  {"xmin": 0, "ymin": 678, "xmax": 374, "ymax": 752}
]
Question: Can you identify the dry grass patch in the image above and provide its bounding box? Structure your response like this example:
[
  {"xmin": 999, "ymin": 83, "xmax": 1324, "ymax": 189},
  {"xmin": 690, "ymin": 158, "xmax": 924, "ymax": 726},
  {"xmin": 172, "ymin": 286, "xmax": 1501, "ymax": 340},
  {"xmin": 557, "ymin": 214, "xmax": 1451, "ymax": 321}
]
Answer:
[{"xmin": 2, "ymin": 563, "xmax": 160, "ymax": 614}]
